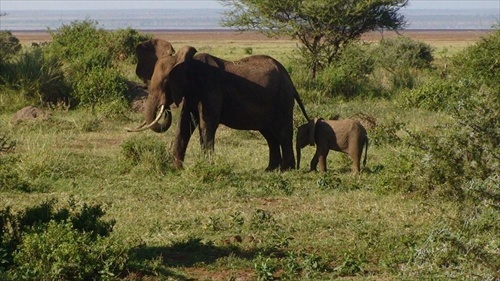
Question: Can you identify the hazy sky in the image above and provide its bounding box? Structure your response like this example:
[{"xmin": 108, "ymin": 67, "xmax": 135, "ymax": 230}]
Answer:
[{"xmin": 1, "ymin": 0, "xmax": 499, "ymax": 11}]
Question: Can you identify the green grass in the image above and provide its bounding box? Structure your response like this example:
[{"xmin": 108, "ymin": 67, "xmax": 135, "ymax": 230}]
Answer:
[
  {"xmin": 0, "ymin": 101, "xmax": 459, "ymax": 279},
  {"xmin": 1, "ymin": 36, "xmax": 497, "ymax": 280}
]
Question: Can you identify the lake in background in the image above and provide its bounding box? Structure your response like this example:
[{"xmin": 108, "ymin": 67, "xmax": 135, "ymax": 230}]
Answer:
[{"xmin": 0, "ymin": 8, "xmax": 498, "ymax": 31}]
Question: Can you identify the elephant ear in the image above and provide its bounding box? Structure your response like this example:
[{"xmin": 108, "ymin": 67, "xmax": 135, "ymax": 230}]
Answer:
[
  {"xmin": 175, "ymin": 46, "xmax": 197, "ymax": 65},
  {"xmin": 168, "ymin": 46, "xmax": 201, "ymax": 106},
  {"xmin": 135, "ymin": 39, "xmax": 175, "ymax": 83}
]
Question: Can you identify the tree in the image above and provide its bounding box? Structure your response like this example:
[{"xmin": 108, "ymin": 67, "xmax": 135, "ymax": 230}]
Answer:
[{"xmin": 220, "ymin": 0, "xmax": 408, "ymax": 78}]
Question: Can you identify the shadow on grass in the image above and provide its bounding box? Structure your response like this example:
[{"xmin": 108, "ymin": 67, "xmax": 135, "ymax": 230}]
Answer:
[{"xmin": 128, "ymin": 237, "xmax": 273, "ymax": 279}]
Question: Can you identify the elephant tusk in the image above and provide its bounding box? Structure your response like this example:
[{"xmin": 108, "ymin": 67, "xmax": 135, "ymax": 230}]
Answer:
[
  {"xmin": 126, "ymin": 121, "xmax": 147, "ymax": 131},
  {"xmin": 126, "ymin": 104, "xmax": 167, "ymax": 132}
]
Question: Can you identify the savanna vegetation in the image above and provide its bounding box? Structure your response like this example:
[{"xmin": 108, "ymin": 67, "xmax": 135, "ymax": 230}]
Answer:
[
  {"xmin": 221, "ymin": 0, "xmax": 408, "ymax": 78},
  {"xmin": 0, "ymin": 19, "xmax": 499, "ymax": 280}
]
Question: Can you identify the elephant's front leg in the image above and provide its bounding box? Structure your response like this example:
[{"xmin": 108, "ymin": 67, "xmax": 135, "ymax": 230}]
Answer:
[{"xmin": 173, "ymin": 108, "xmax": 197, "ymax": 169}]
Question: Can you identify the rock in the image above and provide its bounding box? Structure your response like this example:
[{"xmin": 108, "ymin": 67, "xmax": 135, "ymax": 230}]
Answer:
[{"xmin": 11, "ymin": 106, "xmax": 49, "ymax": 124}]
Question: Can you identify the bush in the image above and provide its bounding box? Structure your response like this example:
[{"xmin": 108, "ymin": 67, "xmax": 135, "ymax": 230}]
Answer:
[
  {"xmin": 0, "ymin": 199, "xmax": 127, "ymax": 279},
  {"xmin": 72, "ymin": 66, "xmax": 128, "ymax": 109},
  {"xmin": 373, "ymin": 36, "xmax": 434, "ymax": 90},
  {"xmin": 292, "ymin": 43, "xmax": 381, "ymax": 99},
  {"xmin": 0, "ymin": 31, "xmax": 21, "ymax": 65},
  {"xmin": 376, "ymin": 36, "xmax": 433, "ymax": 70},
  {"xmin": 109, "ymin": 28, "xmax": 152, "ymax": 62},
  {"xmin": 451, "ymin": 29, "xmax": 499, "ymax": 90},
  {"xmin": 12, "ymin": 221, "xmax": 127, "ymax": 280},
  {"xmin": 0, "ymin": 156, "xmax": 31, "ymax": 192},
  {"xmin": 2, "ymin": 48, "xmax": 70, "ymax": 105},
  {"xmin": 402, "ymin": 29, "xmax": 499, "ymax": 112},
  {"xmin": 49, "ymin": 20, "xmax": 108, "ymax": 65},
  {"xmin": 49, "ymin": 20, "xmax": 150, "ymax": 68},
  {"xmin": 403, "ymin": 81, "xmax": 498, "ymax": 197},
  {"xmin": 400, "ymin": 76, "xmax": 474, "ymax": 111}
]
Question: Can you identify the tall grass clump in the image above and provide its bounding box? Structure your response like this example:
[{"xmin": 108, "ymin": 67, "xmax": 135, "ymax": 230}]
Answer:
[
  {"xmin": 121, "ymin": 135, "xmax": 173, "ymax": 175},
  {"xmin": 2, "ymin": 48, "xmax": 70, "ymax": 105},
  {"xmin": 0, "ymin": 133, "xmax": 31, "ymax": 192},
  {"xmin": 1, "ymin": 31, "xmax": 69, "ymax": 109}
]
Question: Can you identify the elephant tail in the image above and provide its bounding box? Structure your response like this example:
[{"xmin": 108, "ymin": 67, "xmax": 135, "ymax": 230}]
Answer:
[
  {"xmin": 363, "ymin": 137, "xmax": 369, "ymax": 168},
  {"xmin": 294, "ymin": 92, "xmax": 310, "ymax": 121}
]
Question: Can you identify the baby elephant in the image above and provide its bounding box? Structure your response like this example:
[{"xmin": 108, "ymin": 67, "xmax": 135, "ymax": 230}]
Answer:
[{"xmin": 296, "ymin": 118, "xmax": 368, "ymax": 173}]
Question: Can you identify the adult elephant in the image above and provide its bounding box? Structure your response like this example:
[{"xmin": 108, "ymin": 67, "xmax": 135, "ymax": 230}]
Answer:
[{"xmin": 129, "ymin": 40, "xmax": 309, "ymax": 171}]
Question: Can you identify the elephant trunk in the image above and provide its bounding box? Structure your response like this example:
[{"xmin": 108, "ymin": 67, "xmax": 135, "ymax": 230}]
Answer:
[
  {"xmin": 144, "ymin": 102, "xmax": 172, "ymax": 133},
  {"xmin": 296, "ymin": 143, "xmax": 302, "ymax": 170}
]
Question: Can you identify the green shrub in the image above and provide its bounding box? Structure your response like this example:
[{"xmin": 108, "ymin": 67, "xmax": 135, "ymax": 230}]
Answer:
[
  {"xmin": 49, "ymin": 20, "xmax": 108, "ymax": 64},
  {"xmin": 403, "ymin": 91, "xmax": 498, "ymax": 198},
  {"xmin": 0, "ymin": 199, "xmax": 125, "ymax": 279},
  {"xmin": 2, "ymin": 48, "xmax": 69, "ymax": 105},
  {"xmin": 47, "ymin": 20, "xmax": 140, "ymax": 109},
  {"xmin": 72, "ymin": 66, "xmax": 128, "ymax": 109},
  {"xmin": 292, "ymin": 43, "xmax": 380, "ymax": 99},
  {"xmin": 451, "ymin": 29, "xmax": 499, "ymax": 90},
  {"xmin": 49, "ymin": 20, "xmax": 150, "ymax": 68},
  {"xmin": 70, "ymin": 47, "xmax": 113, "ymax": 73},
  {"xmin": 370, "ymin": 118, "xmax": 405, "ymax": 146},
  {"xmin": 0, "ymin": 31, "xmax": 21, "ymax": 65},
  {"xmin": 12, "ymin": 221, "xmax": 127, "ymax": 281},
  {"xmin": 400, "ymin": 76, "xmax": 474, "ymax": 111},
  {"xmin": 373, "ymin": 36, "xmax": 434, "ymax": 90},
  {"xmin": 0, "ymin": 156, "xmax": 31, "ymax": 192},
  {"xmin": 401, "ymin": 31, "xmax": 499, "ymax": 196},
  {"xmin": 376, "ymin": 36, "xmax": 433, "ymax": 70},
  {"xmin": 0, "ymin": 134, "xmax": 16, "ymax": 153},
  {"xmin": 402, "ymin": 29, "xmax": 499, "ymax": 112},
  {"xmin": 109, "ymin": 28, "xmax": 152, "ymax": 62}
]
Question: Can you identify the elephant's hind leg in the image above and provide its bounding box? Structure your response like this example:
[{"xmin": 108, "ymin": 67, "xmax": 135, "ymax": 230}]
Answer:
[
  {"xmin": 260, "ymin": 130, "xmax": 282, "ymax": 171},
  {"xmin": 350, "ymin": 152, "xmax": 361, "ymax": 174}
]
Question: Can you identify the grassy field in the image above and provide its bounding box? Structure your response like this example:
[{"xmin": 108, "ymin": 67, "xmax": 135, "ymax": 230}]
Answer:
[{"xmin": 1, "ymin": 30, "xmax": 497, "ymax": 280}]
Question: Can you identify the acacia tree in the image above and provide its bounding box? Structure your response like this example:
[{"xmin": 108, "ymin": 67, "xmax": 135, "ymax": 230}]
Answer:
[{"xmin": 220, "ymin": 0, "xmax": 408, "ymax": 78}]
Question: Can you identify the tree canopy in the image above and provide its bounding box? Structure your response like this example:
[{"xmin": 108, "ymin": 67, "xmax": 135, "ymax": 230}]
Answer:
[{"xmin": 220, "ymin": 0, "xmax": 408, "ymax": 77}]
